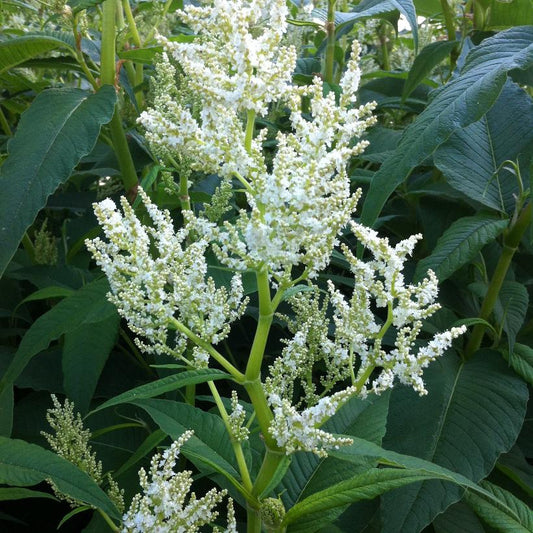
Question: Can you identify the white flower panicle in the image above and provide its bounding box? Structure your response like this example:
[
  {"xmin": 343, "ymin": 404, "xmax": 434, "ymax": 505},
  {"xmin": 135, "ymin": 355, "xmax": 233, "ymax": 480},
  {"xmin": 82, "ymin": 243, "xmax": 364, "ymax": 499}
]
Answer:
[
  {"xmin": 122, "ymin": 431, "xmax": 237, "ymax": 533},
  {"xmin": 268, "ymin": 389, "xmax": 355, "ymax": 457},
  {"xmin": 328, "ymin": 221, "xmax": 466, "ymax": 395},
  {"xmin": 167, "ymin": 0, "xmax": 296, "ymax": 115},
  {"xmin": 228, "ymin": 390, "xmax": 250, "ymax": 442},
  {"xmin": 208, "ymin": 50, "xmax": 376, "ymax": 280},
  {"xmin": 139, "ymin": 0, "xmax": 376, "ymax": 281},
  {"xmin": 265, "ymin": 227, "xmax": 465, "ymax": 456},
  {"xmin": 86, "ymin": 189, "xmax": 247, "ymax": 365}
]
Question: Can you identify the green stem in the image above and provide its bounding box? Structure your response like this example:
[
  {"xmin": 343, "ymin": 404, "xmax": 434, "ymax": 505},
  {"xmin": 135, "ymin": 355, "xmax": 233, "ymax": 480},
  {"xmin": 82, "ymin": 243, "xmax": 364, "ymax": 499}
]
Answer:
[
  {"xmin": 179, "ymin": 171, "xmax": 191, "ymax": 212},
  {"xmin": 324, "ymin": 0, "xmax": 336, "ymax": 84},
  {"xmin": 379, "ymin": 21, "xmax": 390, "ymax": 71},
  {"xmin": 108, "ymin": 113, "xmax": 139, "ymax": 192},
  {"xmin": 245, "ymin": 110, "xmax": 256, "ymax": 153},
  {"xmin": 208, "ymin": 381, "xmax": 254, "ymax": 494},
  {"xmin": 169, "ymin": 318, "xmax": 245, "ymax": 381},
  {"xmin": 440, "ymin": 0, "xmax": 459, "ymax": 68},
  {"xmin": 244, "ymin": 378, "xmax": 276, "ymax": 449},
  {"xmin": 98, "ymin": 509, "xmax": 119, "ymax": 532},
  {"xmin": 121, "ymin": 0, "xmax": 144, "ymax": 107},
  {"xmin": 100, "ymin": 0, "xmax": 116, "ymax": 87},
  {"xmin": 465, "ymin": 203, "xmax": 532, "ymax": 358},
  {"xmin": 100, "ymin": 0, "xmax": 138, "ymax": 193},
  {"xmin": 247, "ymin": 504, "xmax": 262, "ymax": 533},
  {"xmin": 245, "ymin": 268, "xmax": 273, "ymax": 379}
]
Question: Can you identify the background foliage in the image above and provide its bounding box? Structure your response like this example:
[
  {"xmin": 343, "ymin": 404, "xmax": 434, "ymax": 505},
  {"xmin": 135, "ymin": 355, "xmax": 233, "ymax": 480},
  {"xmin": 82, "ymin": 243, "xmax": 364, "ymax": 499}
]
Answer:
[{"xmin": 0, "ymin": 0, "xmax": 532, "ymax": 531}]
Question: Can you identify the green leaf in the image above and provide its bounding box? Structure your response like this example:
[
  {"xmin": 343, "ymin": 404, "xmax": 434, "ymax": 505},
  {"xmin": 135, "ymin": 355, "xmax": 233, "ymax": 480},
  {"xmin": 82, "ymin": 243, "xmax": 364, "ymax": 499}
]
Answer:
[
  {"xmin": 434, "ymin": 81, "xmax": 533, "ymax": 213},
  {"xmin": 0, "ymin": 33, "xmax": 75, "ymax": 73},
  {"xmin": 284, "ymin": 468, "xmax": 440, "ymax": 532},
  {"xmin": 403, "ymin": 41, "xmax": 458, "ymax": 101},
  {"xmin": 0, "ymin": 487, "xmax": 57, "ymax": 501},
  {"xmin": 0, "ymin": 384, "xmax": 13, "ymax": 438},
  {"xmin": 504, "ymin": 343, "xmax": 533, "ymax": 386},
  {"xmin": 314, "ymin": 0, "xmax": 418, "ymax": 49},
  {"xmin": 414, "ymin": 214, "xmax": 509, "ymax": 282},
  {"xmin": 0, "ymin": 278, "xmax": 117, "ymax": 398},
  {"xmin": 433, "ymin": 502, "xmax": 487, "ymax": 533},
  {"xmin": 18, "ymin": 286, "xmax": 75, "ymax": 307},
  {"xmin": 380, "ymin": 350, "xmax": 528, "ymax": 533},
  {"xmin": 0, "ymin": 86, "xmax": 117, "ymax": 276},
  {"xmin": 63, "ymin": 314, "xmax": 120, "ymax": 415},
  {"xmin": 464, "ymin": 480, "xmax": 533, "ymax": 532},
  {"xmin": 89, "ymin": 368, "xmax": 230, "ymax": 415},
  {"xmin": 361, "ymin": 26, "xmax": 533, "ymax": 228},
  {"xmin": 0, "ymin": 437, "xmax": 119, "ymax": 520},
  {"xmin": 494, "ymin": 281, "xmax": 529, "ymax": 357}
]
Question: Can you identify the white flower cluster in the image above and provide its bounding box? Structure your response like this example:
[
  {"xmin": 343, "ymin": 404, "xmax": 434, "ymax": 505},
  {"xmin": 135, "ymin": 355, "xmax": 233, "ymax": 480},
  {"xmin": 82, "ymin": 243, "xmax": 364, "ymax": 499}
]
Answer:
[
  {"xmin": 228, "ymin": 390, "xmax": 250, "ymax": 442},
  {"xmin": 86, "ymin": 189, "xmax": 247, "ymax": 365},
  {"xmin": 329, "ymin": 222, "xmax": 466, "ymax": 395},
  {"xmin": 139, "ymin": 0, "xmax": 376, "ymax": 281},
  {"xmin": 268, "ymin": 389, "xmax": 355, "ymax": 457},
  {"xmin": 122, "ymin": 431, "xmax": 237, "ymax": 533},
  {"xmin": 207, "ymin": 52, "xmax": 376, "ymax": 280},
  {"xmin": 265, "ymin": 225, "xmax": 465, "ymax": 455}
]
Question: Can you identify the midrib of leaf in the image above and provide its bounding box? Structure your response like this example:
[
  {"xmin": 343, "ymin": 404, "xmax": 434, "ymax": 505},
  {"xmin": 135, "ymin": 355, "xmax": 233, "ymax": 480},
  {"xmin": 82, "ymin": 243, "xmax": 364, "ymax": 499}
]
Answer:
[
  {"xmin": 483, "ymin": 115, "xmax": 505, "ymax": 211},
  {"xmin": 294, "ymin": 456, "xmax": 327, "ymax": 505}
]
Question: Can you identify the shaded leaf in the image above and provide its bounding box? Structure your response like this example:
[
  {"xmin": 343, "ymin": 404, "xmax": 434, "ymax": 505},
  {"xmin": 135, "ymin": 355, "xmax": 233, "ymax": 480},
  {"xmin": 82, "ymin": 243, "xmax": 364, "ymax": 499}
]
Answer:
[
  {"xmin": 403, "ymin": 40, "xmax": 458, "ymax": 100},
  {"xmin": 63, "ymin": 314, "xmax": 120, "ymax": 415},
  {"xmin": 414, "ymin": 214, "xmax": 508, "ymax": 282},
  {"xmin": 361, "ymin": 26, "xmax": 533, "ymax": 228},
  {"xmin": 380, "ymin": 350, "xmax": 528, "ymax": 533},
  {"xmin": 0, "ymin": 86, "xmax": 116, "ymax": 276},
  {"xmin": 464, "ymin": 480, "xmax": 533, "ymax": 532},
  {"xmin": 435, "ymin": 81, "xmax": 533, "ymax": 213},
  {"xmin": 89, "ymin": 368, "xmax": 230, "ymax": 415},
  {"xmin": 0, "ymin": 278, "xmax": 116, "ymax": 398},
  {"xmin": 494, "ymin": 281, "xmax": 529, "ymax": 357},
  {"xmin": 0, "ymin": 33, "xmax": 75, "ymax": 73},
  {"xmin": 0, "ymin": 437, "xmax": 119, "ymax": 520},
  {"xmin": 503, "ymin": 343, "xmax": 533, "ymax": 387}
]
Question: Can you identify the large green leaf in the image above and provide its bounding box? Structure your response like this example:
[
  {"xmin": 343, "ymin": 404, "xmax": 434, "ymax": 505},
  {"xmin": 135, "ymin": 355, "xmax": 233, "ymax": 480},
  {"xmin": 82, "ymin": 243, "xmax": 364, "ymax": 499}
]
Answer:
[
  {"xmin": 284, "ymin": 467, "xmax": 441, "ymax": 532},
  {"xmin": 434, "ymin": 81, "xmax": 533, "ymax": 213},
  {"xmin": 464, "ymin": 480, "xmax": 533, "ymax": 532},
  {"xmin": 314, "ymin": 0, "xmax": 418, "ymax": 49},
  {"xmin": 0, "ymin": 86, "xmax": 116, "ymax": 276},
  {"xmin": 414, "ymin": 213, "xmax": 509, "ymax": 282},
  {"xmin": 63, "ymin": 314, "xmax": 120, "ymax": 415},
  {"xmin": 403, "ymin": 40, "xmax": 458, "ymax": 101},
  {"xmin": 361, "ymin": 26, "xmax": 533, "ymax": 228},
  {"xmin": 89, "ymin": 368, "xmax": 231, "ymax": 415},
  {"xmin": 0, "ymin": 33, "xmax": 75, "ymax": 73},
  {"xmin": 0, "ymin": 437, "xmax": 119, "ymax": 520},
  {"xmin": 0, "ymin": 278, "xmax": 117, "ymax": 398},
  {"xmin": 380, "ymin": 350, "xmax": 528, "ymax": 533}
]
